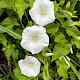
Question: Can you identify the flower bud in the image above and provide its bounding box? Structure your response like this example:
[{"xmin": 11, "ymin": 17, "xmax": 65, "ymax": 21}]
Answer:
[{"xmin": 45, "ymin": 53, "xmax": 53, "ymax": 56}]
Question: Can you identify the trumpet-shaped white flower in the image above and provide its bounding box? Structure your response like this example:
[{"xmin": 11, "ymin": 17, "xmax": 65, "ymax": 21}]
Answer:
[
  {"xmin": 59, "ymin": 56, "xmax": 70, "ymax": 68},
  {"xmin": 18, "ymin": 56, "xmax": 41, "ymax": 77},
  {"xmin": 29, "ymin": 0, "xmax": 55, "ymax": 26},
  {"xmin": 21, "ymin": 26, "xmax": 49, "ymax": 54}
]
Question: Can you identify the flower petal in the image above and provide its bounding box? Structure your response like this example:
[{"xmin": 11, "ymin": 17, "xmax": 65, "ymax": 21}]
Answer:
[
  {"xmin": 29, "ymin": 0, "xmax": 55, "ymax": 26},
  {"xmin": 39, "ymin": 34, "xmax": 49, "ymax": 46},
  {"xmin": 18, "ymin": 56, "xmax": 41, "ymax": 77},
  {"xmin": 29, "ymin": 42, "xmax": 44, "ymax": 54},
  {"xmin": 20, "ymin": 39, "xmax": 32, "ymax": 52},
  {"xmin": 21, "ymin": 26, "xmax": 49, "ymax": 54}
]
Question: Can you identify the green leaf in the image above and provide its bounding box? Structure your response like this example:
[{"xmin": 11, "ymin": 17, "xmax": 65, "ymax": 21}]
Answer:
[
  {"xmin": 54, "ymin": 32, "xmax": 66, "ymax": 43},
  {"xmin": 69, "ymin": 74, "xmax": 76, "ymax": 80},
  {"xmin": 2, "ymin": 17, "xmax": 19, "ymax": 29},
  {"xmin": 65, "ymin": 56, "xmax": 80, "ymax": 79},
  {"xmin": 66, "ymin": 1, "xmax": 70, "ymax": 9},
  {"xmin": 52, "ymin": 43, "xmax": 71, "ymax": 62},
  {"xmin": 64, "ymin": 10, "xmax": 73, "ymax": 17},
  {"xmin": 15, "ymin": 0, "xmax": 25, "ymax": 20},
  {"xmin": 29, "ymin": 0, "xmax": 34, "ymax": 9},
  {"xmin": 0, "ymin": 78, "xmax": 2, "ymax": 80},
  {"xmin": 0, "ymin": 33, "xmax": 7, "ymax": 46},
  {"xmin": 60, "ymin": 9, "xmax": 80, "ymax": 36},
  {"xmin": 0, "ymin": 0, "xmax": 9, "ymax": 8},
  {"xmin": 13, "ymin": 29, "xmax": 22, "ymax": 36},
  {"xmin": 14, "ymin": 67, "xmax": 38, "ymax": 80},
  {"xmin": 71, "ymin": 39, "xmax": 80, "ymax": 49},
  {"xmin": 28, "ymin": 21, "xmax": 33, "ymax": 26},
  {"xmin": 59, "ymin": 0, "xmax": 65, "ymax": 6},
  {"xmin": 70, "ymin": 21, "xmax": 80, "ymax": 26},
  {"xmin": 66, "ymin": 26, "xmax": 79, "ymax": 38},
  {"xmin": 10, "ymin": 72, "xmax": 18, "ymax": 80},
  {"xmin": 14, "ymin": 67, "xmax": 30, "ymax": 80},
  {"xmin": 0, "ymin": 0, "xmax": 15, "ymax": 10},
  {"xmin": 76, "ymin": 52, "xmax": 80, "ymax": 60},
  {"xmin": 12, "ymin": 50, "xmax": 18, "ymax": 61},
  {"xmin": 46, "ymin": 23, "xmax": 59, "ymax": 34},
  {"xmin": 43, "ymin": 61, "xmax": 50, "ymax": 80},
  {"xmin": 61, "ymin": 78, "xmax": 67, "ymax": 80},
  {"xmin": 54, "ymin": 1, "xmax": 58, "ymax": 13},
  {"xmin": 0, "ymin": 8, "xmax": 4, "ymax": 16},
  {"xmin": 43, "ymin": 70, "xmax": 49, "ymax": 80},
  {"xmin": 56, "ymin": 58, "xmax": 68, "ymax": 79},
  {"xmin": 0, "ymin": 25, "xmax": 21, "ymax": 39},
  {"xmin": 3, "ymin": 44, "xmax": 14, "ymax": 65},
  {"xmin": 3, "ymin": 44, "xmax": 18, "ymax": 65},
  {"xmin": 24, "ymin": 2, "xmax": 29, "ymax": 9}
]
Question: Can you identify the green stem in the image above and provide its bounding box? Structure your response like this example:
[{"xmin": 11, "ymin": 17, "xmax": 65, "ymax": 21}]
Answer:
[
  {"xmin": 25, "ymin": 12, "xmax": 29, "ymax": 21},
  {"xmin": 71, "ymin": 0, "xmax": 78, "ymax": 10},
  {"xmin": 0, "ymin": 66, "xmax": 6, "ymax": 75},
  {"xmin": 70, "ymin": 57, "xmax": 80, "ymax": 67},
  {"xmin": 64, "ymin": 56, "xmax": 80, "ymax": 79}
]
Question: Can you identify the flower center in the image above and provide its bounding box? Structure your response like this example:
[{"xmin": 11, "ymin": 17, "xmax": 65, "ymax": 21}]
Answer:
[
  {"xmin": 32, "ymin": 35, "xmax": 38, "ymax": 41},
  {"xmin": 39, "ymin": 8, "xmax": 47, "ymax": 16},
  {"xmin": 29, "ymin": 62, "xmax": 34, "ymax": 66}
]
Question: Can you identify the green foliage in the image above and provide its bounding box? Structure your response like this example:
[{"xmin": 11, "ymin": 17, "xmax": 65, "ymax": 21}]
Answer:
[
  {"xmin": 14, "ymin": 67, "xmax": 29, "ymax": 80},
  {"xmin": 0, "ymin": 8, "xmax": 4, "ymax": 16},
  {"xmin": 71, "ymin": 39, "xmax": 80, "ymax": 49},
  {"xmin": 46, "ymin": 23, "xmax": 59, "ymax": 34},
  {"xmin": 54, "ymin": 32, "xmax": 66, "ymax": 43},
  {"xmin": 3, "ymin": 44, "xmax": 18, "ymax": 65},
  {"xmin": 0, "ymin": 25, "xmax": 21, "ymax": 39},
  {"xmin": 0, "ymin": 0, "xmax": 80, "ymax": 80},
  {"xmin": 43, "ymin": 60, "xmax": 50, "ymax": 80},
  {"xmin": 14, "ymin": 67, "xmax": 39, "ymax": 80},
  {"xmin": 65, "ymin": 56, "xmax": 80, "ymax": 79},
  {"xmin": 54, "ymin": 1, "xmax": 59, "ymax": 13},
  {"xmin": 52, "ymin": 43, "xmax": 71, "ymax": 61},
  {"xmin": 66, "ymin": 1, "xmax": 70, "ymax": 9},
  {"xmin": 0, "ymin": 0, "xmax": 15, "ymax": 9},
  {"xmin": 76, "ymin": 52, "xmax": 80, "ymax": 60},
  {"xmin": 29, "ymin": 0, "xmax": 34, "ymax": 9},
  {"xmin": 15, "ymin": 0, "xmax": 25, "ymax": 20},
  {"xmin": 56, "ymin": 58, "xmax": 68, "ymax": 79},
  {"xmin": 0, "ymin": 33, "xmax": 7, "ymax": 46},
  {"xmin": 2, "ymin": 17, "xmax": 19, "ymax": 29}
]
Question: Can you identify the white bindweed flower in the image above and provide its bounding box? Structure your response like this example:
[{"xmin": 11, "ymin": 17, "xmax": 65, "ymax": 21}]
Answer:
[
  {"xmin": 29, "ymin": 0, "xmax": 55, "ymax": 26},
  {"xmin": 18, "ymin": 56, "xmax": 41, "ymax": 77},
  {"xmin": 21, "ymin": 26, "xmax": 49, "ymax": 54},
  {"xmin": 59, "ymin": 56, "xmax": 70, "ymax": 68}
]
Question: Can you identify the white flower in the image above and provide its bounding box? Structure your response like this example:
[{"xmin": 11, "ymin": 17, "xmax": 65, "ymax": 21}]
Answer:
[
  {"xmin": 21, "ymin": 26, "xmax": 49, "ymax": 54},
  {"xmin": 18, "ymin": 56, "xmax": 41, "ymax": 77},
  {"xmin": 59, "ymin": 56, "xmax": 70, "ymax": 68},
  {"xmin": 29, "ymin": 0, "xmax": 55, "ymax": 26}
]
